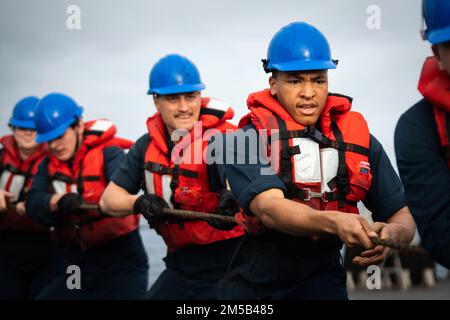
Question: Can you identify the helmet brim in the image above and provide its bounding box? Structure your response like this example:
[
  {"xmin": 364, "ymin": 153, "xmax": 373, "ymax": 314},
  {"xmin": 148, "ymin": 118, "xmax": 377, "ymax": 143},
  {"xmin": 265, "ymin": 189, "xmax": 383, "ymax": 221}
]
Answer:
[
  {"xmin": 269, "ymin": 59, "xmax": 337, "ymax": 72},
  {"xmin": 426, "ymin": 25, "xmax": 450, "ymax": 44},
  {"xmin": 36, "ymin": 119, "xmax": 76, "ymax": 143},
  {"xmin": 147, "ymin": 83, "xmax": 205, "ymax": 95},
  {"xmin": 9, "ymin": 118, "xmax": 36, "ymax": 129}
]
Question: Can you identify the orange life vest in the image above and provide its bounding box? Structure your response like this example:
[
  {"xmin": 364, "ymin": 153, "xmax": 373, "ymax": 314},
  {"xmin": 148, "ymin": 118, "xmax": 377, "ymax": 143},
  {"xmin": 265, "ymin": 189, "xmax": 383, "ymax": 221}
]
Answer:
[
  {"xmin": 143, "ymin": 98, "xmax": 244, "ymax": 252},
  {"xmin": 239, "ymin": 90, "xmax": 372, "ymax": 214},
  {"xmin": 0, "ymin": 135, "xmax": 48, "ymax": 232},
  {"xmin": 46, "ymin": 119, "xmax": 139, "ymax": 250},
  {"xmin": 418, "ymin": 56, "xmax": 450, "ymax": 169}
]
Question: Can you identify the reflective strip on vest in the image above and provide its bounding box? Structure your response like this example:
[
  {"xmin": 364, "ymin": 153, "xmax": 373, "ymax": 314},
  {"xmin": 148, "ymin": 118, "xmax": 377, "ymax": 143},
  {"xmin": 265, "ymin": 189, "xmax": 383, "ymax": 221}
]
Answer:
[
  {"xmin": 291, "ymin": 138, "xmax": 339, "ymax": 192},
  {"xmin": 205, "ymin": 98, "xmax": 230, "ymax": 112},
  {"xmin": 89, "ymin": 119, "xmax": 114, "ymax": 132},
  {"xmin": 320, "ymin": 148, "xmax": 339, "ymax": 193},
  {"xmin": 0, "ymin": 171, "xmax": 25, "ymax": 202},
  {"xmin": 161, "ymin": 175, "xmax": 173, "ymax": 208},
  {"xmin": 144, "ymin": 170, "xmax": 155, "ymax": 194},
  {"xmin": 292, "ymin": 138, "xmax": 321, "ymax": 183},
  {"xmin": 144, "ymin": 171, "xmax": 173, "ymax": 208},
  {"xmin": 52, "ymin": 180, "xmax": 77, "ymax": 194}
]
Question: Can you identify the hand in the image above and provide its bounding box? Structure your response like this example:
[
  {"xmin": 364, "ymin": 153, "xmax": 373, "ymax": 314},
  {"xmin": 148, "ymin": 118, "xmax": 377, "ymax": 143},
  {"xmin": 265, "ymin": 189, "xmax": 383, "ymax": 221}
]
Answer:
[
  {"xmin": 133, "ymin": 194, "xmax": 169, "ymax": 224},
  {"xmin": 50, "ymin": 193, "xmax": 64, "ymax": 212},
  {"xmin": 208, "ymin": 190, "xmax": 238, "ymax": 231},
  {"xmin": 333, "ymin": 213, "xmax": 378, "ymax": 250},
  {"xmin": 15, "ymin": 202, "xmax": 26, "ymax": 215},
  {"xmin": 57, "ymin": 193, "xmax": 82, "ymax": 216},
  {"xmin": 353, "ymin": 222, "xmax": 394, "ymax": 266},
  {"xmin": 234, "ymin": 211, "xmax": 265, "ymax": 234},
  {"xmin": 0, "ymin": 189, "xmax": 13, "ymax": 212}
]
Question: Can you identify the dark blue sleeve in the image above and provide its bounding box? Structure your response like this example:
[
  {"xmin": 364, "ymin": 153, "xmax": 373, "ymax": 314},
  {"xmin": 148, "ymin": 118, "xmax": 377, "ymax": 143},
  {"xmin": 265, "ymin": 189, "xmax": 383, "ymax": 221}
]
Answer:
[
  {"xmin": 206, "ymin": 163, "xmax": 225, "ymax": 193},
  {"xmin": 26, "ymin": 157, "xmax": 58, "ymax": 225},
  {"xmin": 395, "ymin": 99, "xmax": 450, "ymax": 267},
  {"xmin": 362, "ymin": 134, "xmax": 406, "ymax": 221},
  {"xmin": 103, "ymin": 146, "xmax": 126, "ymax": 182},
  {"xmin": 205, "ymin": 133, "xmax": 228, "ymax": 192},
  {"xmin": 213, "ymin": 125, "xmax": 286, "ymax": 214},
  {"xmin": 110, "ymin": 134, "xmax": 149, "ymax": 194}
]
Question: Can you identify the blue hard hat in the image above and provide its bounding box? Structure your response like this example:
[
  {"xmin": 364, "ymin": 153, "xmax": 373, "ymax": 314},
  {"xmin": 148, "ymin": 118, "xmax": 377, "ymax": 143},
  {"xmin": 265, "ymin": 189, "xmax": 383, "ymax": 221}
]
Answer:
[
  {"xmin": 423, "ymin": 0, "xmax": 450, "ymax": 44},
  {"xmin": 35, "ymin": 93, "xmax": 83, "ymax": 143},
  {"xmin": 9, "ymin": 96, "xmax": 40, "ymax": 129},
  {"xmin": 263, "ymin": 22, "xmax": 338, "ymax": 73},
  {"xmin": 147, "ymin": 54, "xmax": 205, "ymax": 95}
]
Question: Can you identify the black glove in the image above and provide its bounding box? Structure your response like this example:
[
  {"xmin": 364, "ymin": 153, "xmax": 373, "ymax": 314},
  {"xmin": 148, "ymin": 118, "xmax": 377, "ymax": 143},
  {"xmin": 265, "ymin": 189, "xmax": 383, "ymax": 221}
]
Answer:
[
  {"xmin": 208, "ymin": 190, "xmax": 239, "ymax": 231},
  {"xmin": 57, "ymin": 193, "xmax": 82, "ymax": 216},
  {"xmin": 133, "ymin": 194, "xmax": 169, "ymax": 224}
]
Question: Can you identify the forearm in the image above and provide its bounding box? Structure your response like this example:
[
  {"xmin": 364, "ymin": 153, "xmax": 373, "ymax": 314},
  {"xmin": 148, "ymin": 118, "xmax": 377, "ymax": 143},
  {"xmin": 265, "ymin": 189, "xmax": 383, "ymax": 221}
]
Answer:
[
  {"xmin": 0, "ymin": 189, "xmax": 9, "ymax": 212},
  {"xmin": 250, "ymin": 189, "xmax": 338, "ymax": 236},
  {"xmin": 385, "ymin": 206, "xmax": 416, "ymax": 243},
  {"xmin": 100, "ymin": 182, "xmax": 138, "ymax": 217}
]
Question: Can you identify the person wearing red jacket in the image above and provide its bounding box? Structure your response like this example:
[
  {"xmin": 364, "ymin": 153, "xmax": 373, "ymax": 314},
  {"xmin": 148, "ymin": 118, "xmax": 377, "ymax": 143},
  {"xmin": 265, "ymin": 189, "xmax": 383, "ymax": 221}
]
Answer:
[
  {"xmin": 101, "ymin": 54, "xmax": 245, "ymax": 299},
  {"xmin": 0, "ymin": 96, "xmax": 60, "ymax": 299},
  {"xmin": 395, "ymin": 0, "xmax": 450, "ymax": 268},
  {"xmin": 26, "ymin": 93, "xmax": 148, "ymax": 299}
]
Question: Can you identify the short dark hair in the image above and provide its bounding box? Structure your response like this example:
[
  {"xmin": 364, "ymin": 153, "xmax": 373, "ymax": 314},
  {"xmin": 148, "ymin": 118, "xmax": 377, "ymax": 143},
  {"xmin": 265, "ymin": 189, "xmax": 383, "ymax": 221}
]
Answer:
[
  {"xmin": 441, "ymin": 40, "xmax": 450, "ymax": 48},
  {"xmin": 70, "ymin": 118, "xmax": 81, "ymax": 129}
]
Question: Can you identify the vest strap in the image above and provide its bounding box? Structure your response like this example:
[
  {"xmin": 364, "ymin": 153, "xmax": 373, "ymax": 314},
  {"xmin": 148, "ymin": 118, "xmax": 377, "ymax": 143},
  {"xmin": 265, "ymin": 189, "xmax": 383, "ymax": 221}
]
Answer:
[
  {"xmin": 19, "ymin": 157, "xmax": 38, "ymax": 202},
  {"xmin": 277, "ymin": 126, "xmax": 369, "ymax": 156},
  {"xmin": 278, "ymin": 130, "xmax": 309, "ymax": 140},
  {"xmin": 78, "ymin": 175, "xmax": 101, "ymax": 182},
  {"xmin": 200, "ymin": 107, "xmax": 226, "ymax": 119},
  {"xmin": 330, "ymin": 121, "xmax": 349, "ymax": 208},
  {"xmin": 305, "ymin": 125, "xmax": 370, "ymax": 156},
  {"xmin": 284, "ymin": 180, "xmax": 355, "ymax": 207},
  {"xmin": 3, "ymin": 164, "xmax": 24, "ymax": 176},
  {"xmin": 144, "ymin": 161, "xmax": 198, "ymax": 178},
  {"xmin": 287, "ymin": 145, "xmax": 301, "ymax": 156},
  {"xmin": 51, "ymin": 172, "xmax": 74, "ymax": 184}
]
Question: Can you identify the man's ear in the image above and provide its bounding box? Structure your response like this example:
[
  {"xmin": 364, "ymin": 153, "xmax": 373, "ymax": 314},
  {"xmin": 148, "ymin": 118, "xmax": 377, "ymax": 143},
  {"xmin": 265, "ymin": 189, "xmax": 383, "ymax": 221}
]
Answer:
[
  {"xmin": 432, "ymin": 44, "xmax": 440, "ymax": 60},
  {"xmin": 269, "ymin": 76, "xmax": 277, "ymax": 96},
  {"xmin": 77, "ymin": 120, "xmax": 85, "ymax": 137},
  {"xmin": 153, "ymin": 95, "xmax": 161, "ymax": 112},
  {"xmin": 432, "ymin": 44, "xmax": 446, "ymax": 71}
]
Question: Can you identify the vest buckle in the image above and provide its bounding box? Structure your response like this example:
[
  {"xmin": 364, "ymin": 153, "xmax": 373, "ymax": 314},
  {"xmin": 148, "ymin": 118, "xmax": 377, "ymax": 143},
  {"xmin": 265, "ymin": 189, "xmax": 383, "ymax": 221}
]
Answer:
[{"xmin": 302, "ymin": 188, "xmax": 328, "ymax": 202}]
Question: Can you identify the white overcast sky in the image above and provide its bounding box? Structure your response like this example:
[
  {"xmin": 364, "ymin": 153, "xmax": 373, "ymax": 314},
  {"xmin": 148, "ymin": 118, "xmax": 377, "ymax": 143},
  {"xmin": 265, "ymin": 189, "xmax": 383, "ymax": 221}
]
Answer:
[{"xmin": 0, "ymin": 0, "xmax": 430, "ymax": 165}]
